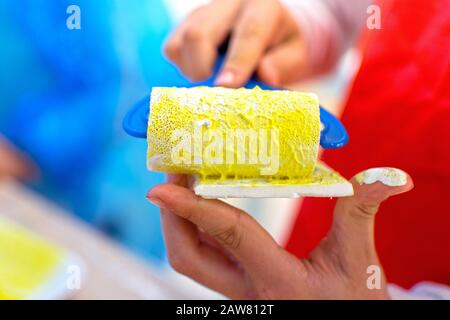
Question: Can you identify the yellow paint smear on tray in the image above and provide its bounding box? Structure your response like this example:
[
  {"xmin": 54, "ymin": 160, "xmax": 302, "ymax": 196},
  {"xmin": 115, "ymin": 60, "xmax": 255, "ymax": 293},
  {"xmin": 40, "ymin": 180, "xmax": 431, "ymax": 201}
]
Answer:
[{"xmin": 197, "ymin": 162, "xmax": 349, "ymax": 187}]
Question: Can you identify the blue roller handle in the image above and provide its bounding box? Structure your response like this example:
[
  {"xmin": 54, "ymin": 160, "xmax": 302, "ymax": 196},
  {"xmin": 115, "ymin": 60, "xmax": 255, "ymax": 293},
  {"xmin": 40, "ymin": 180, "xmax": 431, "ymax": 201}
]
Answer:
[{"xmin": 123, "ymin": 55, "xmax": 349, "ymax": 149}]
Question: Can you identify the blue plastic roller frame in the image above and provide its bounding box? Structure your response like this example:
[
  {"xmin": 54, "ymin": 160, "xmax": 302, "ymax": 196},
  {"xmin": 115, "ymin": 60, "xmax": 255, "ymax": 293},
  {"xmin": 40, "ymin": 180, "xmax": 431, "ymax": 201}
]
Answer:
[{"xmin": 123, "ymin": 57, "xmax": 348, "ymax": 149}]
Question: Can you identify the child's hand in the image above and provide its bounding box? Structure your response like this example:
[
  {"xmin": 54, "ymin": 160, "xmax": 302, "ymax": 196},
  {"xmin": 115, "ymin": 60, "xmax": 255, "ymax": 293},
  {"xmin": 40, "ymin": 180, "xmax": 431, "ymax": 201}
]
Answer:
[
  {"xmin": 147, "ymin": 169, "xmax": 413, "ymax": 299},
  {"xmin": 164, "ymin": 0, "xmax": 306, "ymax": 88},
  {"xmin": 0, "ymin": 136, "xmax": 36, "ymax": 181}
]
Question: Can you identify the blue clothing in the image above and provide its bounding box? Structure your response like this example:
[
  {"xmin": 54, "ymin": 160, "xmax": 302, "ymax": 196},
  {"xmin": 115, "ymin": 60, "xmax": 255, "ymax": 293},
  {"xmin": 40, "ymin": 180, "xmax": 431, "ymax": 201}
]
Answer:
[{"xmin": 0, "ymin": 0, "xmax": 190, "ymax": 262}]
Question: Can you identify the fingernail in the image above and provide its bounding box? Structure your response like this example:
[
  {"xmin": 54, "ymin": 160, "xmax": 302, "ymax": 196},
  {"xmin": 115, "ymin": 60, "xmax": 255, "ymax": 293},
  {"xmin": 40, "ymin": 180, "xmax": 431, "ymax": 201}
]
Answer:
[
  {"xmin": 215, "ymin": 70, "xmax": 235, "ymax": 86},
  {"xmin": 355, "ymin": 168, "xmax": 407, "ymax": 187},
  {"xmin": 146, "ymin": 195, "xmax": 166, "ymax": 209}
]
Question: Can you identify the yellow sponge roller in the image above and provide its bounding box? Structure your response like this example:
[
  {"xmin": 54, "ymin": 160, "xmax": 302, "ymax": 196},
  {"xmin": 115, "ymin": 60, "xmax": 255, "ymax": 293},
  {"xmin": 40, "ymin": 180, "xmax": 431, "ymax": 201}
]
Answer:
[{"xmin": 147, "ymin": 86, "xmax": 352, "ymax": 198}]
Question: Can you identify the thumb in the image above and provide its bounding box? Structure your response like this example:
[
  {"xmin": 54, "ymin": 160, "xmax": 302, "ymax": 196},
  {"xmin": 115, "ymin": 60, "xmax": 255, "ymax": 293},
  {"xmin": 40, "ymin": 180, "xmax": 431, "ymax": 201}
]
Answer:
[{"xmin": 327, "ymin": 167, "xmax": 414, "ymax": 271}]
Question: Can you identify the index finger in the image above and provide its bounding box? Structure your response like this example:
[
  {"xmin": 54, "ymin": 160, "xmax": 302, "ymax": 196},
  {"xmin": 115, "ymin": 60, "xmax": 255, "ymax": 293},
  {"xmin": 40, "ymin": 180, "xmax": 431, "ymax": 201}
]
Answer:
[
  {"xmin": 148, "ymin": 182, "xmax": 282, "ymax": 275},
  {"xmin": 215, "ymin": 0, "xmax": 282, "ymax": 87},
  {"xmin": 164, "ymin": 0, "xmax": 242, "ymax": 81}
]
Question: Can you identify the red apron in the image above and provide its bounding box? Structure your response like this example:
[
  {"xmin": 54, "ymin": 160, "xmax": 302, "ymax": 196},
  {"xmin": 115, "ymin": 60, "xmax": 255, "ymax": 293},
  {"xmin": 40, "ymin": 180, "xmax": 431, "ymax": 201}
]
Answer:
[{"xmin": 286, "ymin": 0, "xmax": 450, "ymax": 288}]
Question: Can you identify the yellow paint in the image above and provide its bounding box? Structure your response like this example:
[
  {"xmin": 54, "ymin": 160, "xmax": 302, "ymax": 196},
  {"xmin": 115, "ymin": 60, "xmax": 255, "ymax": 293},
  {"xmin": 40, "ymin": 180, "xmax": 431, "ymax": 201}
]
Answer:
[
  {"xmin": 197, "ymin": 162, "xmax": 348, "ymax": 186},
  {"xmin": 147, "ymin": 86, "xmax": 320, "ymax": 180},
  {"xmin": 0, "ymin": 218, "xmax": 62, "ymax": 300}
]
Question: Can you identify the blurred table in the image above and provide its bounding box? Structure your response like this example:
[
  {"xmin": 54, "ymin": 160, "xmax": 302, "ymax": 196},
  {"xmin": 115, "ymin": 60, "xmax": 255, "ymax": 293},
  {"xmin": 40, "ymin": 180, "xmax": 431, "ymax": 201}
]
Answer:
[{"xmin": 0, "ymin": 179, "xmax": 187, "ymax": 299}]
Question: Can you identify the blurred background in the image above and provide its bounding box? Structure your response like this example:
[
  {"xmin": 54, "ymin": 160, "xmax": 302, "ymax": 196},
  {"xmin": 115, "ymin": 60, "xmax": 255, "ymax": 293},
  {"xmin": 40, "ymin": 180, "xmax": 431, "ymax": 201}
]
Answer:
[{"xmin": 0, "ymin": 0, "xmax": 359, "ymax": 299}]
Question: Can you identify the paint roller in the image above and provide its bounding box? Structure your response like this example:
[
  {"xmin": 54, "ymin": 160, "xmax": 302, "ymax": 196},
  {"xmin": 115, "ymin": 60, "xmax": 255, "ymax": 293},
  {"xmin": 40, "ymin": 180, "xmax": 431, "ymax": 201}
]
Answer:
[{"xmin": 124, "ymin": 84, "xmax": 353, "ymax": 198}]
